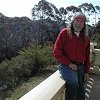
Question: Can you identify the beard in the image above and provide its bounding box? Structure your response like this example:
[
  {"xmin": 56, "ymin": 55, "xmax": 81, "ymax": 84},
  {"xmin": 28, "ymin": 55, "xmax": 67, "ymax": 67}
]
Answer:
[{"xmin": 73, "ymin": 25, "xmax": 83, "ymax": 32}]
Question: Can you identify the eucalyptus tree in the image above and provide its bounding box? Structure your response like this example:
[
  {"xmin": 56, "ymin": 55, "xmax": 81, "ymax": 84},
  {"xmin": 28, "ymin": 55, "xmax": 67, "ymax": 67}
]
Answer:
[
  {"xmin": 88, "ymin": 3, "xmax": 96, "ymax": 25},
  {"xmin": 58, "ymin": 7, "xmax": 68, "ymax": 28},
  {"xmin": 95, "ymin": 6, "xmax": 100, "ymax": 21},
  {"xmin": 59, "ymin": 7, "xmax": 67, "ymax": 22},
  {"xmin": 31, "ymin": 0, "xmax": 60, "ymax": 21},
  {"xmin": 66, "ymin": 6, "xmax": 81, "ymax": 22},
  {"xmin": 31, "ymin": 0, "xmax": 62, "ymax": 43},
  {"xmin": 79, "ymin": 3, "xmax": 89, "ymax": 15},
  {"xmin": 79, "ymin": 3, "xmax": 96, "ymax": 24}
]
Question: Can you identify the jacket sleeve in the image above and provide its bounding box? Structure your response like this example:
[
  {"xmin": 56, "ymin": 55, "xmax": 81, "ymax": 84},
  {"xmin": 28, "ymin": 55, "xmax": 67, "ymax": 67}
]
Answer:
[
  {"xmin": 53, "ymin": 28, "xmax": 71, "ymax": 65},
  {"xmin": 84, "ymin": 36, "xmax": 91, "ymax": 73}
]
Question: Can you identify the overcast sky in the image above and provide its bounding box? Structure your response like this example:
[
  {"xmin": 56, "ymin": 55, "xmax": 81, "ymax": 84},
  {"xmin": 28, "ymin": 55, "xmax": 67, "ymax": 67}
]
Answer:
[{"xmin": 0, "ymin": 0, "xmax": 100, "ymax": 19}]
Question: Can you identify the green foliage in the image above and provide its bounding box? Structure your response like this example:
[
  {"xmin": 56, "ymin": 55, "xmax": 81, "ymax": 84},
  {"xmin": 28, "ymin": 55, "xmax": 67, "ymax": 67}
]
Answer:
[
  {"xmin": 91, "ymin": 21, "xmax": 100, "ymax": 48},
  {"xmin": 0, "ymin": 44, "xmax": 56, "ymax": 92},
  {"xmin": 0, "ymin": 59, "xmax": 16, "ymax": 91},
  {"xmin": 19, "ymin": 45, "xmax": 50, "ymax": 74},
  {"xmin": 91, "ymin": 51, "xmax": 96, "ymax": 66},
  {"xmin": 91, "ymin": 32, "xmax": 100, "ymax": 49}
]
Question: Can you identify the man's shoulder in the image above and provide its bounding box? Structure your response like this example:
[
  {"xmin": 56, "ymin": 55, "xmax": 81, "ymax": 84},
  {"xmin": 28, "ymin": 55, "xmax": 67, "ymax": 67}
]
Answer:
[
  {"xmin": 60, "ymin": 28, "xmax": 67, "ymax": 32},
  {"xmin": 60, "ymin": 28, "xmax": 68, "ymax": 36},
  {"xmin": 60, "ymin": 28, "xmax": 71, "ymax": 36}
]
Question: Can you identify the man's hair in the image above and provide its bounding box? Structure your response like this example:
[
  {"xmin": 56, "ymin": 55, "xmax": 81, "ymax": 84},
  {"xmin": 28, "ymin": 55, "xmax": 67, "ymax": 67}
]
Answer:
[
  {"xmin": 70, "ymin": 21, "xmax": 87, "ymax": 42},
  {"xmin": 72, "ymin": 12, "xmax": 86, "ymax": 21}
]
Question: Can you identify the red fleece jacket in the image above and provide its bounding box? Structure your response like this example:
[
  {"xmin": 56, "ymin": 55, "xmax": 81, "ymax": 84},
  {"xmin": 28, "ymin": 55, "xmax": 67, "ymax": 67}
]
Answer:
[{"xmin": 53, "ymin": 28, "xmax": 90, "ymax": 73}]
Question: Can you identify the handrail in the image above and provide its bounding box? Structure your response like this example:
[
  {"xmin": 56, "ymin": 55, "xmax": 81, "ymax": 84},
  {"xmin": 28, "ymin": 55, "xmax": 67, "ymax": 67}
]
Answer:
[{"xmin": 19, "ymin": 70, "xmax": 66, "ymax": 100}]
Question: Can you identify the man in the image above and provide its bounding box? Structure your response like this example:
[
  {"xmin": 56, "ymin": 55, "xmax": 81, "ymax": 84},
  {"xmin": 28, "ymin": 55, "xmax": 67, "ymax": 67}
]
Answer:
[{"xmin": 53, "ymin": 12, "xmax": 90, "ymax": 100}]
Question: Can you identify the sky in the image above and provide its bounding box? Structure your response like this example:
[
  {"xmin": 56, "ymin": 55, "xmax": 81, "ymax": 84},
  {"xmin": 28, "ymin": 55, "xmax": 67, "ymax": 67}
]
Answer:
[{"xmin": 0, "ymin": 0, "xmax": 100, "ymax": 19}]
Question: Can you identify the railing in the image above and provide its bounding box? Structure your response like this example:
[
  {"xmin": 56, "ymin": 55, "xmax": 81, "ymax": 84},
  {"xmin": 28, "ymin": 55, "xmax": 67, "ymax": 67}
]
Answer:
[
  {"xmin": 90, "ymin": 49, "xmax": 100, "ymax": 75},
  {"xmin": 19, "ymin": 42, "xmax": 100, "ymax": 100},
  {"xmin": 19, "ymin": 70, "xmax": 66, "ymax": 100}
]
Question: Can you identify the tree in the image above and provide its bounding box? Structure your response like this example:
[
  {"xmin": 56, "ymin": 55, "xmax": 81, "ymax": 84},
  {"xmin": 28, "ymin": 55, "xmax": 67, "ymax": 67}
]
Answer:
[
  {"xmin": 66, "ymin": 6, "xmax": 81, "ymax": 22},
  {"xmin": 79, "ymin": 3, "xmax": 96, "ymax": 24},
  {"xmin": 59, "ymin": 7, "xmax": 67, "ymax": 22},
  {"xmin": 31, "ymin": 0, "xmax": 61, "ymax": 21},
  {"xmin": 95, "ymin": 6, "xmax": 100, "ymax": 23}
]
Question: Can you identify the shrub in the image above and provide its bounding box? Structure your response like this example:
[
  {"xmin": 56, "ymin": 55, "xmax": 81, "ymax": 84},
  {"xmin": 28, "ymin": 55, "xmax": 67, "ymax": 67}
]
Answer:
[{"xmin": 0, "ymin": 44, "xmax": 57, "ymax": 91}]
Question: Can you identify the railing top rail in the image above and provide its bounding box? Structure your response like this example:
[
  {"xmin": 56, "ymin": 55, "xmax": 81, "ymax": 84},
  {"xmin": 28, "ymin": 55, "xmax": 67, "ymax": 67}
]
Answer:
[{"xmin": 19, "ymin": 70, "xmax": 65, "ymax": 100}]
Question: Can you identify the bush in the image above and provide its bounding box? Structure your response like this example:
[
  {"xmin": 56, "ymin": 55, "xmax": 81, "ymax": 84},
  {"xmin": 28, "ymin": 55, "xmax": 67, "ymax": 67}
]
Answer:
[
  {"xmin": 0, "ymin": 59, "xmax": 16, "ymax": 91},
  {"xmin": 0, "ymin": 44, "xmax": 57, "ymax": 91}
]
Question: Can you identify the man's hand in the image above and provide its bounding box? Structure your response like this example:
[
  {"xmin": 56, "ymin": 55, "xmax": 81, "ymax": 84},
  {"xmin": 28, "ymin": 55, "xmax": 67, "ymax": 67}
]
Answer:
[
  {"xmin": 68, "ymin": 63, "xmax": 78, "ymax": 70},
  {"xmin": 84, "ymin": 73, "xmax": 89, "ymax": 82}
]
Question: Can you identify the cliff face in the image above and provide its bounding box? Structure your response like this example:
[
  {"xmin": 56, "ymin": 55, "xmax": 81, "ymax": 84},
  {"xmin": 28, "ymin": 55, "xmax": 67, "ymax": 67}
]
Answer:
[
  {"xmin": 0, "ymin": 14, "xmax": 37, "ymax": 60},
  {"xmin": 0, "ymin": 13, "xmax": 61, "ymax": 61}
]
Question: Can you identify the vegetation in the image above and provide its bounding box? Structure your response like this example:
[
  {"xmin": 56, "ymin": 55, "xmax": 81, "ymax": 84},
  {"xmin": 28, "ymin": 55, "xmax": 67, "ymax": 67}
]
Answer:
[
  {"xmin": 32, "ymin": 0, "xmax": 100, "ymax": 25},
  {"xmin": 0, "ymin": 0, "xmax": 100, "ymax": 99},
  {"xmin": 0, "ymin": 0, "xmax": 100, "ymax": 61},
  {"xmin": 91, "ymin": 52, "xmax": 96, "ymax": 67},
  {"xmin": 90, "ymin": 21, "xmax": 100, "ymax": 48},
  {"xmin": 0, "ymin": 43, "xmax": 57, "ymax": 99},
  {"xmin": 1, "ymin": 65, "xmax": 58, "ymax": 100}
]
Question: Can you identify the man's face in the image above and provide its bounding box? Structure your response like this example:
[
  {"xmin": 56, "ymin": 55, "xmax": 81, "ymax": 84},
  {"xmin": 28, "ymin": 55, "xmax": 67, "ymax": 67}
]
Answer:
[{"xmin": 73, "ymin": 18, "xmax": 85, "ymax": 32}]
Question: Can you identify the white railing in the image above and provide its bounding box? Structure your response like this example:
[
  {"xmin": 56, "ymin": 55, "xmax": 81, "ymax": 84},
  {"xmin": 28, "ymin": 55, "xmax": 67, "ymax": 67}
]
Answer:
[{"xmin": 19, "ymin": 70, "xmax": 66, "ymax": 100}]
